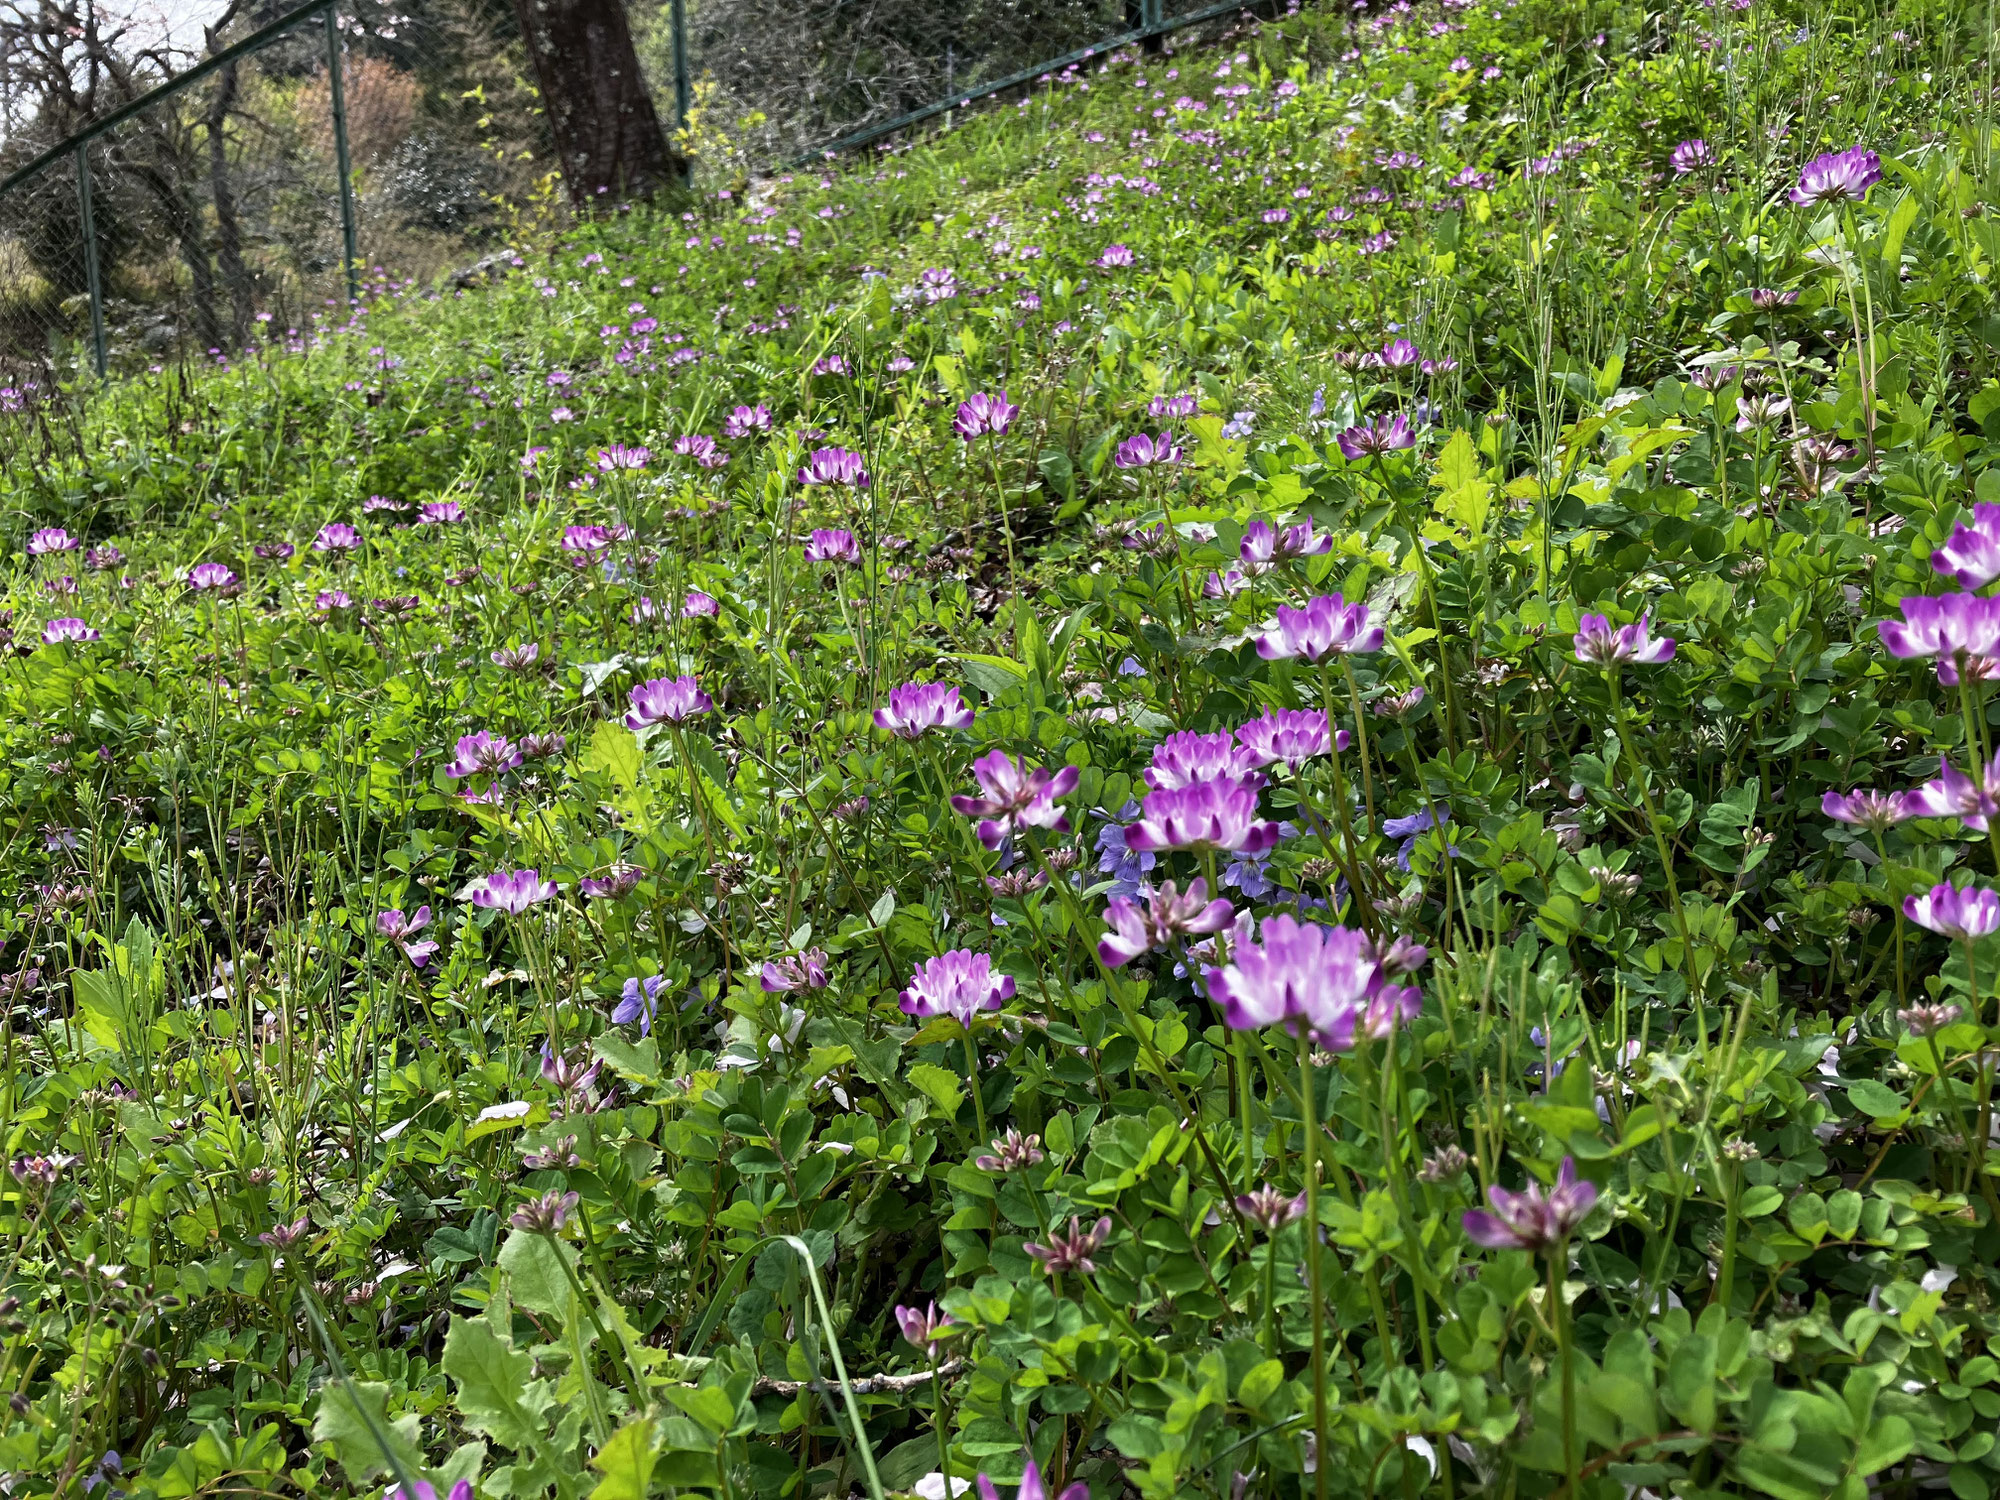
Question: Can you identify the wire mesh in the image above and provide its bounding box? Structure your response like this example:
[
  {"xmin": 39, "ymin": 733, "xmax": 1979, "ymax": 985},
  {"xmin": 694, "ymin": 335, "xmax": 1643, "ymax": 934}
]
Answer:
[{"xmin": 0, "ymin": 0, "xmax": 1274, "ymax": 385}]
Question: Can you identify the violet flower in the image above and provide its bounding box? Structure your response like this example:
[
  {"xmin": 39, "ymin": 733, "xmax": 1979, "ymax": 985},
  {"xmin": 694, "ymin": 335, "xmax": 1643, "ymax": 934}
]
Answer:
[
  {"xmin": 1097, "ymin": 243, "xmax": 1136, "ymax": 267},
  {"xmin": 798, "ymin": 447, "xmax": 869, "ymax": 487},
  {"xmin": 723, "ymin": 404, "xmax": 773, "ymax": 438},
  {"xmin": 1790, "ymin": 146, "xmax": 1882, "ymax": 205},
  {"xmin": 761, "ymin": 949, "xmax": 830, "ymax": 992},
  {"xmin": 895, "ymin": 1301, "xmax": 956, "ymax": 1357},
  {"xmin": 1573, "ymin": 609, "xmax": 1676, "ymax": 667},
  {"xmin": 1254, "ymin": 593, "xmax": 1383, "ymax": 660},
  {"xmin": 41, "ymin": 618, "xmax": 99, "ymax": 645},
  {"xmin": 1024, "ymin": 1217, "xmax": 1112, "ymax": 1276},
  {"xmin": 1819, "ymin": 789, "xmax": 1911, "ymax": 832},
  {"xmin": 1904, "ymin": 882, "xmax": 2000, "ymax": 940},
  {"xmin": 955, "ymin": 391, "xmax": 1018, "ymax": 440},
  {"xmin": 950, "ymin": 751, "xmax": 1080, "ymax": 848},
  {"xmin": 1378, "ymin": 337, "xmax": 1419, "ymax": 368},
  {"xmin": 313, "ymin": 522, "xmax": 360, "ymax": 554},
  {"xmin": 26, "ymin": 527, "xmax": 75, "ymax": 555},
  {"xmin": 898, "ymin": 949, "xmax": 1015, "ymax": 1027},
  {"xmin": 625, "ymin": 675, "xmax": 713, "ymax": 727},
  {"xmin": 804, "ymin": 528, "xmax": 862, "ymax": 565},
  {"xmin": 1124, "ymin": 778, "xmax": 1282, "ymax": 855},
  {"xmin": 419, "ymin": 500, "xmax": 465, "ymax": 525},
  {"xmin": 595, "ymin": 444, "xmax": 651, "ymax": 471},
  {"xmin": 580, "ymin": 863, "xmax": 642, "ymax": 899},
  {"xmin": 1461, "ymin": 1157, "xmax": 1598, "ymax": 1250},
  {"xmin": 1236, "ymin": 1184, "xmax": 1307, "ymax": 1232},
  {"xmin": 1114, "ymin": 431, "xmax": 1183, "ymax": 469},
  {"xmin": 187, "ymin": 562, "xmax": 239, "ymax": 592},
  {"xmin": 470, "ymin": 868, "xmax": 556, "ymax": 914},
  {"xmin": 1878, "ymin": 593, "xmax": 2000, "ymax": 682},
  {"xmin": 446, "ymin": 730, "xmax": 523, "ymax": 780},
  {"xmin": 376, "ymin": 905, "xmax": 437, "ymax": 967},
  {"xmin": 875, "ymin": 682, "xmax": 975, "ymax": 738},
  {"xmin": 1144, "ymin": 730, "xmax": 1265, "ymax": 791},
  {"xmin": 1098, "ymin": 879, "xmax": 1235, "ymax": 966},
  {"xmin": 1902, "ymin": 757, "xmax": 2000, "ymax": 830},
  {"xmin": 1933, "ymin": 505, "xmax": 2000, "ymax": 589},
  {"xmin": 1670, "ymin": 138, "xmax": 1715, "ymax": 174},
  {"xmin": 1205, "ymin": 914, "xmax": 1385, "ymax": 1048},
  {"xmin": 1335, "ymin": 413, "xmax": 1416, "ymax": 460},
  {"xmin": 683, "ymin": 590, "xmax": 719, "ymax": 618},
  {"xmin": 1235, "ymin": 707, "xmax": 1338, "ymax": 769},
  {"xmin": 976, "ymin": 1459, "xmax": 1087, "ymax": 1500}
]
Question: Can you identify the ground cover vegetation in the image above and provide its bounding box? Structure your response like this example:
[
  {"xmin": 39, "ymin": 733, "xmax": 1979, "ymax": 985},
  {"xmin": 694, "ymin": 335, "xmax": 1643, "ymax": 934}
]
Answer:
[{"xmin": 0, "ymin": 0, "xmax": 1997, "ymax": 1494}]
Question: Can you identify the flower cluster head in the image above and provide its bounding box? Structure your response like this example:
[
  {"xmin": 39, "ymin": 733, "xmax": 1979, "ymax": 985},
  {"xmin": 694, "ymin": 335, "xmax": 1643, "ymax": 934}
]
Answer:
[
  {"xmin": 804, "ymin": 528, "xmax": 862, "ymax": 565},
  {"xmin": 1335, "ymin": 413, "xmax": 1416, "ymax": 460},
  {"xmin": 1255, "ymin": 593, "xmax": 1383, "ymax": 661},
  {"xmin": 723, "ymin": 404, "xmax": 773, "ymax": 438},
  {"xmin": 1098, "ymin": 878, "xmax": 1236, "ymax": 966},
  {"xmin": 1902, "ymin": 755, "xmax": 2000, "ymax": 830},
  {"xmin": 1235, "ymin": 707, "xmax": 1339, "ymax": 770},
  {"xmin": 951, "ymin": 751, "xmax": 1079, "ymax": 848},
  {"xmin": 1125, "ymin": 778, "xmax": 1282, "ymax": 855},
  {"xmin": 418, "ymin": 499, "xmax": 465, "ymax": 525},
  {"xmin": 540, "ymin": 1040, "xmax": 601, "ymax": 1095},
  {"xmin": 761, "ymin": 948, "xmax": 830, "ymax": 992},
  {"xmin": 387, "ymin": 1479, "xmax": 476, "ymax": 1500},
  {"xmin": 614, "ymin": 974, "xmax": 664, "ymax": 1036},
  {"xmin": 1144, "ymin": 731, "xmax": 1264, "ymax": 791},
  {"xmin": 1115, "ymin": 430, "xmax": 1183, "ymax": 469},
  {"xmin": 976, "ymin": 1459, "xmax": 1088, "ymax": 1500},
  {"xmin": 1932, "ymin": 505, "xmax": 2000, "ymax": 589},
  {"xmin": 27, "ymin": 527, "xmax": 76, "ymax": 555},
  {"xmin": 1900, "ymin": 1001, "xmax": 1964, "ymax": 1036},
  {"xmin": 1097, "ymin": 243, "xmax": 1136, "ymax": 267},
  {"xmin": 1208, "ymin": 914, "xmax": 1418, "ymax": 1049},
  {"xmin": 313, "ymin": 522, "xmax": 360, "ymax": 554},
  {"xmin": 471, "ymin": 868, "xmax": 555, "ymax": 914},
  {"xmin": 894, "ymin": 1301, "xmax": 956, "ymax": 1356},
  {"xmin": 798, "ymin": 446, "xmax": 870, "ymax": 487},
  {"xmin": 595, "ymin": 444, "xmax": 650, "ymax": 471},
  {"xmin": 625, "ymin": 675, "xmax": 713, "ymax": 727},
  {"xmin": 510, "ymin": 1188, "xmax": 580, "ymax": 1233},
  {"xmin": 1239, "ymin": 517, "xmax": 1332, "ymax": 575},
  {"xmin": 875, "ymin": 681, "xmax": 976, "ymax": 739},
  {"xmin": 1025, "ymin": 1216, "xmax": 1113, "ymax": 1275},
  {"xmin": 580, "ymin": 863, "xmax": 642, "ymax": 900},
  {"xmin": 1573, "ymin": 608, "xmax": 1676, "ymax": 667},
  {"xmin": 899, "ymin": 948, "xmax": 1015, "ymax": 1027},
  {"xmin": 446, "ymin": 730, "xmax": 523, "ymax": 780},
  {"xmin": 1235, "ymin": 1183, "xmax": 1307, "ymax": 1232},
  {"xmin": 259, "ymin": 1214, "xmax": 312, "ymax": 1251},
  {"xmin": 187, "ymin": 562, "xmax": 239, "ymax": 593},
  {"xmin": 1904, "ymin": 881, "xmax": 2000, "ymax": 941},
  {"xmin": 976, "ymin": 1127, "xmax": 1046, "ymax": 1172},
  {"xmin": 1670, "ymin": 138, "xmax": 1716, "ymax": 174},
  {"xmin": 376, "ymin": 906, "xmax": 437, "ymax": 967},
  {"xmin": 955, "ymin": 390, "xmax": 1018, "ymax": 440},
  {"xmin": 1462, "ymin": 1156, "xmax": 1598, "ymax": 1251},
  {"xmin": 1790, "ymin": 145, "xmax": 1882, "ymax": 205},
  {"xmin": 683, "ymin": 590, "xmax": 719, "ymax": 618},
  {"xmin": 41, "ymin": 618, "xmax": 99, "ymax": 645},
  {"xmin": 1879, "ymin": 594, "xmax": 2000, "ymax": 683},
  {"xmin": 1820, "ymin": 788, "xmax": 1911, "ymax": 832}
]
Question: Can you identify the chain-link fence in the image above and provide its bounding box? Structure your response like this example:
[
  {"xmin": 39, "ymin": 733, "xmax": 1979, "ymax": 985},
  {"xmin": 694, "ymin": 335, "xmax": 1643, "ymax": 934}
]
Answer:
[{"xmin": 0, "ymin": 0, "xmax": 1271, "ymax": 391}]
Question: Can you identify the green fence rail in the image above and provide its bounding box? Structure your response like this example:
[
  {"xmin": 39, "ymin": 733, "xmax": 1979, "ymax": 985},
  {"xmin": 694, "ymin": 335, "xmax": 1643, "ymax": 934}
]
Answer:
[{"xmin": 0, "ymin": 0, "xmax": 1272, "ymax": 388}]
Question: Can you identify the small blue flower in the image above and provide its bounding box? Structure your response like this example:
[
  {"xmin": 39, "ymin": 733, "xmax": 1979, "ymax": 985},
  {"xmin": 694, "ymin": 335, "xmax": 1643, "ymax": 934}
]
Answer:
[{"xmin": 613, "ymin": 975, "xmax": 665, "ymax": 1037}]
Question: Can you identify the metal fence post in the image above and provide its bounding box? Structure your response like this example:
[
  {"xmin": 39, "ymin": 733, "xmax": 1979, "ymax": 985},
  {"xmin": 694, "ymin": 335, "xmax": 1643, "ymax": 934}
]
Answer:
[
  {"xmin": 324, "ymin": 4, "xmax": 361, "ymax": 303},
  {"xmin": 75, "ymin": 143, "xmax": 109, "ymax": 379}
]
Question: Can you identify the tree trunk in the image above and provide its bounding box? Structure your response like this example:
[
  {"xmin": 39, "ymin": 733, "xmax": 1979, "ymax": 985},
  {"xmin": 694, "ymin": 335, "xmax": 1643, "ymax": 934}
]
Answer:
[
  {"xmin": 507, "ymin": 0, "xmax": 683, "ymax": 207},
  {"xmin": 208, "ymin": 61, "xmax": 255, "ymax": 348}
]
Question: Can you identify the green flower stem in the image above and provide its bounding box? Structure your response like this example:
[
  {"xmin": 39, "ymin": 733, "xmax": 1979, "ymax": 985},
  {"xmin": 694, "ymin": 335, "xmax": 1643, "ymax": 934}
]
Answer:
[
  {"xmin": 1298, "ymin": 1037, "xmax": 1332, "ymax": 1500},
  {"xmin": 1550, "ymin": 1246, "xmax": 1579, "ymax": 1497},
  {"xmin": 961, "ymin": 1021, "xmax": 990, "ymax": 1146},
  {"xmin": 1606, "ymin": 669, "xmax": 1702, "ymax": 1035}
]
